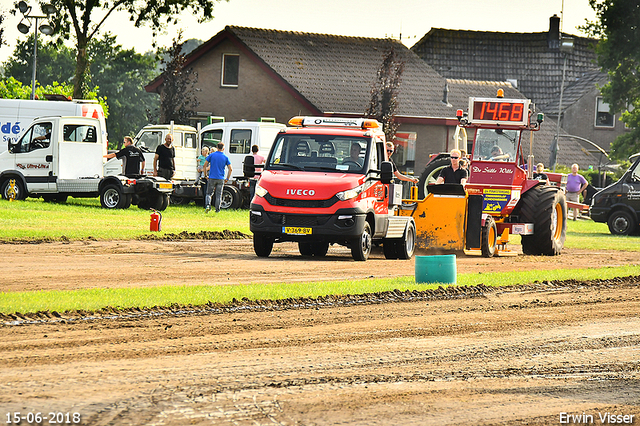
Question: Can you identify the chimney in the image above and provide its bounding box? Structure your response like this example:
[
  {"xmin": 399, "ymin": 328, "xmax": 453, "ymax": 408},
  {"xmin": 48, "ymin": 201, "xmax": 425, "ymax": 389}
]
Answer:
[{"xmin": 548, "ymin": 14, "xmax": 560, "ymax": 49}]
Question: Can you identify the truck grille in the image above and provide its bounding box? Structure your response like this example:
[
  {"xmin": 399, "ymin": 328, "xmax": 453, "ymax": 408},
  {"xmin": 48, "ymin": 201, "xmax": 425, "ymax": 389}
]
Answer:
[
  {"xmin": 264, "ymin": 194, "xmax": 338, "ymax": 208},
  {"xmin": 267, "ymin": 213, "xmax": 332, "ymax": 227}
]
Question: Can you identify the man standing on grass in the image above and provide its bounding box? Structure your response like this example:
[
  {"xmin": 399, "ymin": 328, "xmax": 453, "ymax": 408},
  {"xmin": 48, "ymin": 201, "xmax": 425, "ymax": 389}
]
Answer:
[{"xmin": 204, "ymin": 142, "xmax": 232, "ymax": 213}]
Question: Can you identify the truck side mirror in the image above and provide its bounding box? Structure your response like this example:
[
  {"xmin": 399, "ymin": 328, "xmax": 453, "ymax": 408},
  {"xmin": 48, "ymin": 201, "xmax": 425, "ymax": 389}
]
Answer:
[
  {"xmin": 243, "ymin": 155, "xmax": 255, "ymax": 178},
  {"xmin": 381, "ymin": 161, "xmax": 393, "ymax": 184}
]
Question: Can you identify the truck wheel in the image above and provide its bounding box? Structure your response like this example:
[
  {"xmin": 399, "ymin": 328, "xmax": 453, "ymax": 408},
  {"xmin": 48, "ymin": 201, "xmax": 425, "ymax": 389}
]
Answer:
[
  {"xmin": 170, "ymin": 195, "xmax": 190, "ymax": 206},
  {"xmin": 518, "ymin": 187, "xmax": 566, "ymax": 255},
  {"xmin": 607, "ymin": 210, "xmax": 637, "ymax": 235},
  {"xmin": 253, "ymin": 233, "xmax": 273, "ymax": 257},
  {"xmin": 383, "ymin": 240, "xmax": 398, "ymax": 259},
  {"xmin": 221, "ymin": 185, "xmax": 242, "ymax": 210},
  {"xmin": 43, "ymin": 194, "xmax": 68, "ymax": 203},
  {"xmin": 159, "ymin": 194, "xmax": 169, "ymax": 211},
  {"xmin": 298, "ymin": 242, "xmax": 313, "ymax": 256},
  {"xmin": 299, "ymin": 242, "xmax": 329, "ymax": 256},
  {"xmin": 1, "ymin": 178, "xmax": 26, "ymax": 200},
  {"xmin": 100, "ymin": 184, "xmax": 128, "ymax": 209},
  {"xmin": 481, "ymin": 215, "xmax": 497, "ymax": 258},
  {"xmin": 418, "ymin": 157, "xmax": 450, "ymax": 199},
  {"xmin": 351, "ymin": 222, "xmax": 372, "ymax": 261},
  {"xmin": 397, "ymin": 221, "xmax": 416, "ymax": 260},
  {"xmin": 313, "ymin": 242, "xmax": 330, "ymax": 257}
]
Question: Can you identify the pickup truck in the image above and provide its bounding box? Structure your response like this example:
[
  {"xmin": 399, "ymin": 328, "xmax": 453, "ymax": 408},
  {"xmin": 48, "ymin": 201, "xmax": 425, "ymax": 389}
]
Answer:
[
  {"xmin": 0, "ymin": 116, "xmax": 172, "ymax": 209},
  {"xmin": 105, "ymin": 120, "xmax": 284, "ymax": 209}
]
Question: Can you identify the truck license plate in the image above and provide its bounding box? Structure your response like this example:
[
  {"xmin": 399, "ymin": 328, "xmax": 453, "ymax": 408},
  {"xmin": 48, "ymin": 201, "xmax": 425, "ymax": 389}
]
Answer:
[
  {"xmin": 283, "ymin": 226, "xmax": 312, "ymax": 235},
  {"xmin": 157, "ymin": 183, "xmax": 172, "ymax": 189}
]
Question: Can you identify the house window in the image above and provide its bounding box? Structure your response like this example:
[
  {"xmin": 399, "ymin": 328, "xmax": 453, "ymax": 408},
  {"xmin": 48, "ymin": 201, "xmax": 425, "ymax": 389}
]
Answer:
[
  {"xmin": 221, "ymin": 54, "xmax": 239, "ymax": 87},
  {"xmin": 595, "ymin": 97, "xmax": 614, "ymax": 128}
]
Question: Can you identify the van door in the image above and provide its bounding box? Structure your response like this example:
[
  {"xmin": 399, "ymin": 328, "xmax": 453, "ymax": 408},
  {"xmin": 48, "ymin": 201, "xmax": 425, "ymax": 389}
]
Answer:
[{"xmin": 12, "ymin": 120, "xmax": 56, "ymax": 192}]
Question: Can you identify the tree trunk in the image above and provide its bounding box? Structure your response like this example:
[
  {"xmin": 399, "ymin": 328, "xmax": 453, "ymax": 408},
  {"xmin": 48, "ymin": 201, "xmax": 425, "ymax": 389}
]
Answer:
[{"xmin": 73, "ymin": 40, "xmax": 89, "ymax": 99}]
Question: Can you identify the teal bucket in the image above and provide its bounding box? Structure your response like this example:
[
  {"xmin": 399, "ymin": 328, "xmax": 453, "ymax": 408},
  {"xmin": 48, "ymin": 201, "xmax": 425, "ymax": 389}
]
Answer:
[{"xmin": 415, "ymin": 255, "xmax": 457, "ymax": 284}]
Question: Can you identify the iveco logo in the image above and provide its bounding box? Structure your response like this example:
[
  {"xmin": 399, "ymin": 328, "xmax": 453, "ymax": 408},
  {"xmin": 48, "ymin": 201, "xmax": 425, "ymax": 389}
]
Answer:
[{"xmin": 286, "ymin": 189, "xmax": 315, "ymax": 196}]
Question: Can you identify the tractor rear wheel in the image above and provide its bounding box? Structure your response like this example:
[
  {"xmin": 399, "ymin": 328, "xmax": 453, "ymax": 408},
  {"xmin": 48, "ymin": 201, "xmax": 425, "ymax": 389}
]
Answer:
[
  {"xmin": 481, "ymin": 215, "xmax": 497, "ymax": 258},
  {"xmin": 418, "ymin": 157, "xmax": 450, "ymax": 199},
  {"xmin": 518, "ymin": 187, "xmax": 566, "ymax": 255}
]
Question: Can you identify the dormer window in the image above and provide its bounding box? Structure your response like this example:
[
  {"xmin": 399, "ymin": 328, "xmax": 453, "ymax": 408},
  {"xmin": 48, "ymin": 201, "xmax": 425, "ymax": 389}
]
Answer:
[
  {"xmin": 595, "ymin": 97, "xmax": 614, "ymax": 128},
  {"xmin": 221, "ymin": 53, "xmax": 239, "ymax": 87}
]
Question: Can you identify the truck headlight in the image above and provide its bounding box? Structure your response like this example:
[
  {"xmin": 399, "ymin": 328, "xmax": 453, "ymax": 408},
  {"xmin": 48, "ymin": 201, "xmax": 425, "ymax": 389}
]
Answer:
[
  {"xmin": 336, "ymin": 184, "xmax": 363, "ymax": 201},
  {"xmin": 255, "ymin": 183, "xmax": 268, "ymax": 198}
]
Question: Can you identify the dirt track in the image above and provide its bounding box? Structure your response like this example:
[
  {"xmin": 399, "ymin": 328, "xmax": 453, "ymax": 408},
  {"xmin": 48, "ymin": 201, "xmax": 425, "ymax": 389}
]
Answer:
[{"xmin": 1, "ymin": 239, "xmax": 640, "ymax": 425}]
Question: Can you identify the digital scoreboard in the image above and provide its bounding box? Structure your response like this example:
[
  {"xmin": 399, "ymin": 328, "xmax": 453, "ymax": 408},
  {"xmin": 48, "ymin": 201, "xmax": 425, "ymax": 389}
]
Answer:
[{"xmin": 468, "ymin": 98, "xmax": 531, "ymax": 126}]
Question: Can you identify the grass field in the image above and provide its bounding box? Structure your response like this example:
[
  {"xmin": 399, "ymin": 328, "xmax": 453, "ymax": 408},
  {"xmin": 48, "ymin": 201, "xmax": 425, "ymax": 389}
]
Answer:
[{"xmin": 1, "ymin": 197, "xmax": 639, "ymax": 315}]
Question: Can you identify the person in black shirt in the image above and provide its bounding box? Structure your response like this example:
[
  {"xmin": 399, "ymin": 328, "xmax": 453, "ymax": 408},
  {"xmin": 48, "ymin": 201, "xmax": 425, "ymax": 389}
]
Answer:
[
  {"xmin": 154, "ymin": 134, "xmax": 175, "ymax": 179},
  {"xmin": 385, "ymin": 142, "xmax": 419, "ymax": 183},
  {"xmin": 105, "ymin": 136, "xmax": 145, "ymax": 177},
  {"xmin": 436, "ymin": 149, "xmax": 468, "ymax": 184},
  {"xmin": 533, "ymin": 163, "xmax": 548, "ymax": 181}
]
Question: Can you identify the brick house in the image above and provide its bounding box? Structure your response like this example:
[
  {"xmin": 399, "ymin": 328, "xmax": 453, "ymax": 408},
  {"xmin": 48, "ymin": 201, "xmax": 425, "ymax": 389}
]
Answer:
[
  {"xmin": 411, "ymin": 15, "xmax": 626, "ymax": 164},
  {"xmin": 146, "ymin": 25, "xmax": 596, "ymax": 175}
]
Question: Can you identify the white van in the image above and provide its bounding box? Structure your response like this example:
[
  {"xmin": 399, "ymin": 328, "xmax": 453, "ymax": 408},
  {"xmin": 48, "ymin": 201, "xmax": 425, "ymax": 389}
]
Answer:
[{"xmin": 0, "ymin": 98, "xmax": 108, "ymax": 150}]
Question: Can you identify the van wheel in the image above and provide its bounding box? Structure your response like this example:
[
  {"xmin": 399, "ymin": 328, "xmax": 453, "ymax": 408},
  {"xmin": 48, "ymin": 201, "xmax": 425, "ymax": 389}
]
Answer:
[
  {"xmin": 481, "ymin": 215, "xmax": 497, "ymax": 258},
  {"xmin": 100, "ymin": 184, "xmax": 127, "ymax": 209},
  {"xmin": 253, "ymin": 233, "xmax": 273, "ymax": 257},
  {"xmin": 221, "ymin": 185, "xmax": 241, "ymax": 209},
  {"xmin": 351, "ymin": 222, "xmax": 372, "ymax": 261},
  {"xmin": 607, "ymin": 210, "xmax": 636, "ymax": 235},
  {"xmin": 1, "ymin": 178, "xmax": 26, "ymax": 200}
]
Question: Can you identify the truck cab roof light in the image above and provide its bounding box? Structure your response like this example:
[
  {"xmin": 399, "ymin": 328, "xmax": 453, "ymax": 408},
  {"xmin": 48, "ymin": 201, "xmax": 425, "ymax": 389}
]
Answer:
[
  {"xmin": 497, "ymin": 88, "xmax": 505, "ymax": 98},
  {"xmin": 288, "ymin": 116, "xmax": 304, "ymax": 127},
  {"xmin": 361, "ymin": 119, "xmax": 380, "ymax": 129}
]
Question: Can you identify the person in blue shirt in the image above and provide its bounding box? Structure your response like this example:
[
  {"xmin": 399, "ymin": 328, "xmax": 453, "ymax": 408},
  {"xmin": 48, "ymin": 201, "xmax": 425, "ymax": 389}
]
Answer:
[{"xmin": 203, "ymin": 142, "xmax": 232, "ymax": 213}]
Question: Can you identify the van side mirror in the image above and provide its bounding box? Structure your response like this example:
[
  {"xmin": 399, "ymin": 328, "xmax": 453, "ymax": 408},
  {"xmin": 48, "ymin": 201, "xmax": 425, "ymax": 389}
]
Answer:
[
  {"xmin": 243, "ymin": 155, "xmax": 255, "ymax": 178},
  {"xmin": 381, "ymin": 161, "xmax": 393, "ymax": 184}
]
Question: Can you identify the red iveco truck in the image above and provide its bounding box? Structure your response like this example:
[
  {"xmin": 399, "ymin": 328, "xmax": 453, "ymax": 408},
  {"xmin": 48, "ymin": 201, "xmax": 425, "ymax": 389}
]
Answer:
[{"xmin": 248, "ymin": 116, "xmax": 416, "ymax": 261}]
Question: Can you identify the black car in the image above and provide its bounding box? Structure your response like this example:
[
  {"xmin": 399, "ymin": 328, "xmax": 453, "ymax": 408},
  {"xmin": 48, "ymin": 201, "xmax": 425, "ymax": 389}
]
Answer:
[{"xmin": 590, "ymin": 153, "xmax": 640, "ymax": 235}]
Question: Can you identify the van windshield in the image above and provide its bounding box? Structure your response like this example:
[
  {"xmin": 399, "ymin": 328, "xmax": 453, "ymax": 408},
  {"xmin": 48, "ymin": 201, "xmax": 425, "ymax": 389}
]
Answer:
[{"xmin": 266, "ymin": 134, "xmax": 370, "ymax": 173}]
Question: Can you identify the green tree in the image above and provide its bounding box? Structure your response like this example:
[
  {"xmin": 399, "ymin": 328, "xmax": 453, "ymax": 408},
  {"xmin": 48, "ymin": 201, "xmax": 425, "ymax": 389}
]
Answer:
[
  {"xmin": 2, "ymin": 35, "xmax": 75, "ymax": 87},
  {"xmin": 155, "ymin": 33, "xmax": 200, "ymax": 125},
  {"xmin": 2, "ymin": 34, "xmax": 158, "ymax": 148},
  {"xmin": 584, "ymin": 0, "xmax": 640, "ymax": 160},
  {"xmin": 365, "ymin": 47, "xmax": 405, "ymax": 142},
  {"xmin": 45, "ymin": 0, "xmax": 221, "ymax": 99}
]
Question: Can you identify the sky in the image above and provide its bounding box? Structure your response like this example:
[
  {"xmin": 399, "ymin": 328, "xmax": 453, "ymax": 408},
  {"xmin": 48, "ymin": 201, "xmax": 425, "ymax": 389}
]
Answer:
[{"xmin": 0, "ymin": 0, "xmax": 597, "ymax": 65}]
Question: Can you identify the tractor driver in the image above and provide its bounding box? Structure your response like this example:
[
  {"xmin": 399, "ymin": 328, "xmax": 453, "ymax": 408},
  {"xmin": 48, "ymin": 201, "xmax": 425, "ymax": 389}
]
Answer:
[{"xmin": 436, "ymin": 149, "xmax": 468, "ymax": 185}]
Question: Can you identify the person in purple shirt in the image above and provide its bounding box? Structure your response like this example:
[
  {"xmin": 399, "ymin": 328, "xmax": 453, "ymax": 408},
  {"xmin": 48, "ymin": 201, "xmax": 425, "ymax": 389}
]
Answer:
[{"xmin": 566, "ymin": 163, "xmax": 588, "ymax": 220}]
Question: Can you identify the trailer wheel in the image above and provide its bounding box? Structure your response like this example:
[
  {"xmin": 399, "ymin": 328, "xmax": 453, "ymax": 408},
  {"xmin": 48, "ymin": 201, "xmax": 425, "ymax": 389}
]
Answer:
[
  {"xmin": 418, "ymin": 157, "xmax": 450, "ymax": 199},
  {"xmin": 221, "ymin": 185, "xmax": 242, "ymax": 210},
  {"xmin": 351, "ymin": 222, "xmax": 372, "ymax": 261},
  {"xmin": 397, "ymin": 221, "xmax": 416, "ymax": 260},
  {"xmin": 607, "ymin": 210, "xmax": 637, "ymax": 235},
  {"xmin": 481, "ymin": 215, "xmax": 497, "ymax": 258},
  {"xmin": 100, "ymin": 184, "xmax": 128, "ymax": 209},
  {"xmin": 1, "ymin": 178, "xmax": 26, "ymax": 200},
  {"xmin": 253, "ymin": 233, "xmax": 273, "ymax": 257},
  {"xmin": 518, "ymin": 187, "xmax": 566, "ymax": 255}
]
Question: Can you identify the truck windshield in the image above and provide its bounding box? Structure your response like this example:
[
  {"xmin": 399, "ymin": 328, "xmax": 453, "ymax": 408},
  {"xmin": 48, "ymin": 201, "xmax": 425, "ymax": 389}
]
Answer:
[
  {"xmin": 266, "ymin": 134, "xmax": 370, "ymax": 173},
  {"xmin": 473, "ymin": 129, "xmax": 520, "ymax": 162}
]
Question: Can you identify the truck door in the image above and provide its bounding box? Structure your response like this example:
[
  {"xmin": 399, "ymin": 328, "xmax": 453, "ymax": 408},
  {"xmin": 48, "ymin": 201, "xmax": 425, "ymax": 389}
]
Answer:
[
  {"xmin": 370, "ymin": 140, "xmax": 389, "ymax": 215},
  {"xmin": 11, "ymin": 120, "xmax": 56, "ymax": 192}
]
